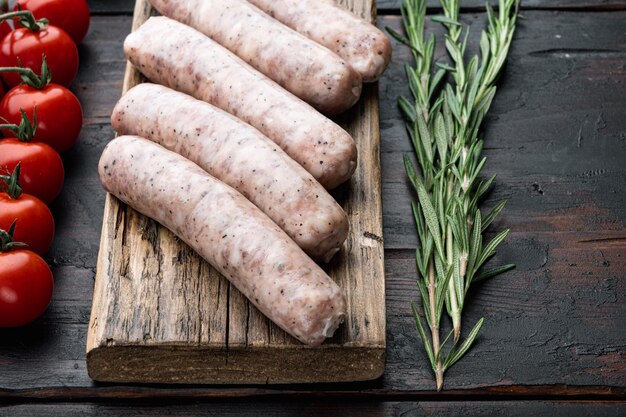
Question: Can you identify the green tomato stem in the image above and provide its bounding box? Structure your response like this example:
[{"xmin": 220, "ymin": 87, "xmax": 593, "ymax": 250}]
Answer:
[
  {"xmin": 0, "ymin": 162, "xmax": 24, "ymax": 200},
  {"xmin": 0, "ymin": 10, "xmax": 48, "ymax": 32},
  {"xmin": 0, "ymin": 108, "xmax": 37, "ymax": 142},
  {"xmin": 0, "ymin": 220, "xmax": 28, "ymax": 252},
  {"xmin": 0, "ymin": 56, "xmax": 51, "ymax": 89}
]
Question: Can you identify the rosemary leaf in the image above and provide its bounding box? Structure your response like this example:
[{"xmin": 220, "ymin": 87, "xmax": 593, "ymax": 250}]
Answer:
[
  {"xmin": 416, "ymin": 112, "xmax": 434, "ymax": 163},
  {"xmin": 476, "ymin": 228, "xmax": 511, "ymax": 270},
  {"xmin": 416, "ymin": 278, "xmax": 432, "ymax": 326},
  {"xmin": 473, "ymin": 264, "xmax": 516, "ymax": 283},
  {"xmin": 412, "ymin": 302, "xmax": 436, "ymax": 370},
  {"xmin": 466, "ymin": 210, "xmax": 483, "ymax": 286},
  {"xmin": 434, "ymin": 114, "xmax": 448, "ymax": 164},
  {"xmin": 453, "ymin": 243, "xmax": 463, "ymax": 307},
  {"xmin": 443, "ymin": 317, "xmax": 484, "ymax": 370},
  {"xmin": 399, "ymin": 95, "xmax": 417, "ymax": 123},
  {"xmin": 411, "ymin": 174, "xmax": 446, "ymax": 261},
  {"xmin": 435, "ymin": 268, "xmax": 454, "ymax": 320},
  {"xmin": 431, "ymin": 15, "xmax": 462, "ymax": 26},
  {"xmin": 429, "ymin": 68, "xmax": 447, "ymax": 101},
  {"xmin": 385, "ymin": 26, "xmax": 411, "ymax": 46},
  {"xmin": 482, "ymin": 199, "xmax": 507, "ymax": 231},
  {"xmin": 474, "ymin": 173, "xmax": 497, "ymax": 201}
]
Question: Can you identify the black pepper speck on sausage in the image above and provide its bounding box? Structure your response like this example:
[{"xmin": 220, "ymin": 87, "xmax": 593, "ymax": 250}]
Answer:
[
  {"xmin": 99, "ymin": 136, "xmax": 347, "ymax": 346},
  {"xmin": 112, "ymin": 84, "xmax": 349, "ymax": 262},
  {"xmin": 124, "ymin": 17, "xmax": 357, "ymax": 190},
  {"xmin": 150, "ymin": 0, "xmax": 362, "ymax": 115}
]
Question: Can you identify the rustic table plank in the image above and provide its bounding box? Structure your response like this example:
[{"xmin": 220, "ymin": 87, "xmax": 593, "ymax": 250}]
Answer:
[
  {"xmin": 377, "ymin": 0, "xmax": 626, "ymax": 10},
  {"xmin": 2, "ymin": 401, "xmax": 626, "ymax": 416},
  {"xmin": 88, "ymin": 0, "xmax": 133, "ymax": 13},
  {"xmin": 86, "ymin": 0, "xmax": 626, "ymax": 14},
  {"xmin": 0, "ymin": 7, "xmax": 625, "ymax": 397},
  {"xmin": 2, "ymin": 246, "xmax": 625, "ymax": 391}
]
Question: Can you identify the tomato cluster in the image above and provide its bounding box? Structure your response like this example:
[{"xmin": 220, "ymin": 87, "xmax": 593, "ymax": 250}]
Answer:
[
  {"xmin": 0, "ymin": 165, "xmax": 55, "ymax": 328},
  {"xmin": 0, "ymin": 1, "xmax": 90, "ymax": 328}
]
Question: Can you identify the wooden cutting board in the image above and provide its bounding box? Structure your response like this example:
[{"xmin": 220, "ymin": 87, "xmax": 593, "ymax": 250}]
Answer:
[{"xmin": 86, "ymin": 0, "xmax": 386, "ymax": 384}]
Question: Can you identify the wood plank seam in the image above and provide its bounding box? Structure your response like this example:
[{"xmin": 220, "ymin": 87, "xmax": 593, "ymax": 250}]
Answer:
[{"xmin": 1, "ymin": 385, "xmax": 626, "ymax": 402}]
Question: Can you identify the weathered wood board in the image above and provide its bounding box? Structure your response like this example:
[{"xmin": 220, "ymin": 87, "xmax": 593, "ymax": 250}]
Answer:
[{"xmin": 86, "ymin": 0, "xmax": 386, "ymax": 384}]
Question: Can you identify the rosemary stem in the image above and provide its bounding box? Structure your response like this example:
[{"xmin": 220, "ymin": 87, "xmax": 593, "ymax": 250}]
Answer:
[
  {"xmin": 445, "ymin": 172, "xmax": 462, "ymax": 341},
  {"xmin": 446, "ymin": 223, "xmax": 461, "ymax": 341},
  {"xmin": 427, "ymin": 258, "xmax": 443, "ymax": 391}
]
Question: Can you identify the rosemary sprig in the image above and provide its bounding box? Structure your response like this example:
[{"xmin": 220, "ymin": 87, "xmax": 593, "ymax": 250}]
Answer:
[{"xmin": 387, "ymin": 0, "xmax": 519, "ymax": 391}]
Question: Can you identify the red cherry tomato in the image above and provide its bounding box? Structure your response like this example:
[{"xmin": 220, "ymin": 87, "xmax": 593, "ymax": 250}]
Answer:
[
  {"xmin": 0, "ymin": 139, "xmax": 64, "ymax": 204},
  {"xmin": 0, "ymin": 249, "xmax": 53, "ymax": 327},
  {"xmin": 0, "ymin": 25, "xmax": 78, "ymax": 88},
  {"xmin": 0, "ymin": 21, "xmax": 11, "ymax": 41},
  {"xmin": 15, "ymin": 0, "xmax": 90, "ymax": 44},
  {"xmin": 0, "ymin": 192, "xmax": 54, "ymax": 255},
  {"xmin": 0, "ymin": 84, "xmax": 83, "ymax": 153}
]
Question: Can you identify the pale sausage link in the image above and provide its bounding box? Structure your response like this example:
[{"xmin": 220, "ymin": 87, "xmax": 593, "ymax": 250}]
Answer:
[
  {"xmin": 112, "ymin": 83, "xmax": 349, "ymax": 262},
  {"xmin": 150, "ymin": 0, "xmax": 362, "ymax": 115},
  {"xmin": 99, "ymin": 136, "xmax": 347, "ymax": 346},
  {"xmin": 247, "ymin": 0, "xmax": 392, "ymax": 82},
  {"xmin": 124, "ymin": 17, "xmax": 357, "ymax": 190}
]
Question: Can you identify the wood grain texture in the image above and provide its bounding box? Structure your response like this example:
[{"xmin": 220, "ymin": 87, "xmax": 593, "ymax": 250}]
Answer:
[
  {"xmin": 86, "ymin": 0, "xmax": 626, "ymax": 14},
  {"xmin": 86, "ymin": 0, "xmax": 386, "ymax": 384},
  {"xmin": 0, "ymin": 7, "xmax": 625, "ymax": 404},
  {"xmin": 2, "ymin": 384, "xmax": 625, "ymax": 401},
  {"xmin": 376, "ymin": 0, "xmax": 626, "ymax": 11},
  {"xmin": 2, "ymin": 401, "xmax": 626, "ymax": 417}
]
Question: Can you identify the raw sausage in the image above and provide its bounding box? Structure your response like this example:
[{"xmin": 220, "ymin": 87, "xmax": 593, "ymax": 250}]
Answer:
[
  {"xmin": 111, "ymin": 83, "xmax": 349, "ymax": 262},
  {"xmin": 98, "ymin": 136, "xmax": 347, "ymax": 346},
  {"xmin": 247, "ymin": 0, "xmax": 392, "ymax": 82},
  {"xmin": 124, "ymin": 17, "xmax": 357, "ymax": 190},
  {"xmin": 149, "ymin": 0, "xmax": 362, "ymax": 115}
]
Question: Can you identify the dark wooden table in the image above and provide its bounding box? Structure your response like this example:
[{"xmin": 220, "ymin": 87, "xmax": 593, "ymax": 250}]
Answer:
[{"xmin": 1, "ymin": 0, "xmax": 625, "ymax": 415}]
